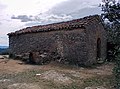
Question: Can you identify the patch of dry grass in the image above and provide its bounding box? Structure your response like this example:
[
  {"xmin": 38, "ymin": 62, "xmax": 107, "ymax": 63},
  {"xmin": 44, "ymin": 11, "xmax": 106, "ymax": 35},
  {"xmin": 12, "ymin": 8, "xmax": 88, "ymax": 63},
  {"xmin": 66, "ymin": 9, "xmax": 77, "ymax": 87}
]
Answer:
[{"xmin": 0, "ymin": 56, "xmax": 116, "ymax": 89}]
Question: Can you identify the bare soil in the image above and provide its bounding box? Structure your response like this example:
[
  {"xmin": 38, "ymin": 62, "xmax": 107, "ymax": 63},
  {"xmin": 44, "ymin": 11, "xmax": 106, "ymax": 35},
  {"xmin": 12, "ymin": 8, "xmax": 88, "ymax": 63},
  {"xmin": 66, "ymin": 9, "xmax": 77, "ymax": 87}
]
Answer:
[{"xmin": 0, "ymin": 55, "xmax": 115, "ymax": 89}]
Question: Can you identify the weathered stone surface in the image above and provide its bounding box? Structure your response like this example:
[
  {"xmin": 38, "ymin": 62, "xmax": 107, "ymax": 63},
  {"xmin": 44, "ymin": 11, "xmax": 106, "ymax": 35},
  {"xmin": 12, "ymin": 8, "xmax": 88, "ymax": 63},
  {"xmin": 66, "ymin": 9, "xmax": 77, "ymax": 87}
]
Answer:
[
  {"xmin": 0, "ymin": 55, "xmax": 4, "ymax": 59},
  {"xmin": 39, "ymin": 70, "xmax": 73, "ymax": 84},
  {"xmin": 8, "ymin": 15, "xmax": 107, "ymax": 66},
  {"xmin": 7, "ymin": 83, "xmax": 41, "ymax": 89},
  {"xmin": 85, "ymin": 86, "xmax": 106, "ymax": 89}
]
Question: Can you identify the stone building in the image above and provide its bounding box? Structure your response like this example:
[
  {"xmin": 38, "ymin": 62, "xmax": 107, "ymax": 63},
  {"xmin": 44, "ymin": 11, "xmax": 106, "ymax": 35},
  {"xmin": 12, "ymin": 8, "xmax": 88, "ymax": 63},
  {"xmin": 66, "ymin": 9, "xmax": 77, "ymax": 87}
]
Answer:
[{"xmin": 8, "ymin": 15, "xmax": 107, "ymax": 66}]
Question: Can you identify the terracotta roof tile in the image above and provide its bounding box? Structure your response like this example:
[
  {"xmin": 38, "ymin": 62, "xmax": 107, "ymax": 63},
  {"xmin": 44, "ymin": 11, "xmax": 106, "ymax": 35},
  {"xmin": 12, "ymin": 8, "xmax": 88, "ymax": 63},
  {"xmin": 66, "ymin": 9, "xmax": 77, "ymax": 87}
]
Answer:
[{"xmin": 8, "ymin": 15, "xmax": 100, "ymax": 36}]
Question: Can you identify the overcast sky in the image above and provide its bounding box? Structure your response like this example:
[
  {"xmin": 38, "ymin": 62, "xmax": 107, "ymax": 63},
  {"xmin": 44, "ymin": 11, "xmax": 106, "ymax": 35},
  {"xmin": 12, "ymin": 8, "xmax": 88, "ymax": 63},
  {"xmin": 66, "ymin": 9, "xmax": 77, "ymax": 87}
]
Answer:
[{"xmin": 0, "ymin": 0, "xmax": 103, "ymax": 46}]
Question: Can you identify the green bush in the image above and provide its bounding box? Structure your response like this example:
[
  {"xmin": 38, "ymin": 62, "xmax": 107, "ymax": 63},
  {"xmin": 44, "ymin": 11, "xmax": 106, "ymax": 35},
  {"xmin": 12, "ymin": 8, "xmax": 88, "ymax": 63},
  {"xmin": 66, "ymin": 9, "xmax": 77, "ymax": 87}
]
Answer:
[{"xmin": 101, "ymin": 0, "xmax": 120, "ymax": 88}]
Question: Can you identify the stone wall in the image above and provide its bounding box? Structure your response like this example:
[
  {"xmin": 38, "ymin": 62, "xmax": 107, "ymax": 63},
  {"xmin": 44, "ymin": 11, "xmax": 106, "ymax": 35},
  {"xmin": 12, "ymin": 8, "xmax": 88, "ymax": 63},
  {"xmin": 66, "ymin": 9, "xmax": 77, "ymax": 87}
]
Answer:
[
  {"xmin": 9, "ymin": 28, "xmax": 89, "ymax": 65},
  {"xmin": 60, "ymin": 29, "xmax": 87, "ymax": 65},
  {"xmin": 9, "ymin": 15, "xmax": 107, "ymax": 66},
  {"xmin": 9, "ymin": 31, "xmax": 57, "ymax": 55},
  {"xmin": 84, "ymin": 17, "xmax": 107, "ymax": 65}
]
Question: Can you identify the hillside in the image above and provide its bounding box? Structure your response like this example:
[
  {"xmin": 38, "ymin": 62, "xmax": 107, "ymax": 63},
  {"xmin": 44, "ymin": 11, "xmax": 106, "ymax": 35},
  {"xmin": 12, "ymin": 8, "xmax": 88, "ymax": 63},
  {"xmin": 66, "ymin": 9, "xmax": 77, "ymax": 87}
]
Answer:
[{"xmin": 0, "ymin": 46, "xmax": 9, "ymax": 54}]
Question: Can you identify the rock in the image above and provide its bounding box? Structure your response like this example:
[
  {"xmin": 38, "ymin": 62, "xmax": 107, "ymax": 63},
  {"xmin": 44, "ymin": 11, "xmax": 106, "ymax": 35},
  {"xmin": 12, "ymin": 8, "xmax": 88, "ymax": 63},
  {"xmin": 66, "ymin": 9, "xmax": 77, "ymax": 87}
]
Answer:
[
  {"xmin": 29, "ymin": 52, "xmax": 51, "ymax": 65},
  {"xmin": 85, "ymin": 87, "xmax": 92, "ymax": 89},
  {"xmin": 40, "ymin": 70, "xmax": 73, "ymax": 84},
  {"xmin": 0, "ymin": 55, "xmax": 4, "ymax": 59},
  {"xmin": 0, "ymin": 79, "xmax": 10, "ymax": 82},
  {"xmin": 7, "ymin": 83, "xmax": 41, "ymax": 89},
  {"xmin": 36, "ymin": 74, "xmax": 41, "ymax": 76},
  {"xmin": 85, "ymin": 86, "xmax": 106, "ymax": 89},
  {"xmin": 96, "ymin": 86, "xmax": 106, "ymax": 89}
]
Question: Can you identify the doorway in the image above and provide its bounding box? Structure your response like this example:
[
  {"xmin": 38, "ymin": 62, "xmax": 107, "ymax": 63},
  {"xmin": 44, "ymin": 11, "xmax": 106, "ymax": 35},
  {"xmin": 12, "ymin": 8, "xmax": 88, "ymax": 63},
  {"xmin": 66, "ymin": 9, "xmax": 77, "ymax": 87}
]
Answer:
[{"xmin": 97, "ymin": 38, "xmax": 101, "ymax": 58}]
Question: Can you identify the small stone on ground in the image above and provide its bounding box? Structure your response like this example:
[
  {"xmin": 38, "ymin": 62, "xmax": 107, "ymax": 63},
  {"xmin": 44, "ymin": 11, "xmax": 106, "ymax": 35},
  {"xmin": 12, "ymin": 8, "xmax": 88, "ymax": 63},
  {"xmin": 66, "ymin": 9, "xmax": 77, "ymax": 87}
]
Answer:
[
  {"xmin": 85, "ymin": 86, "xmax": 106, "ymax": 89},
  {"xmin": 0, "ymin": 55, "xmax": 4, "ymax": 59}
]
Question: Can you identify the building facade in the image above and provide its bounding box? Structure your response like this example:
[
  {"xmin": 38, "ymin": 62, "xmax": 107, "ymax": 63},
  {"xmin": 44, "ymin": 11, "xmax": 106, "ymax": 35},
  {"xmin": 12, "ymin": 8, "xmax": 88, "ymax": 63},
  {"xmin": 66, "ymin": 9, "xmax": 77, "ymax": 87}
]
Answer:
[{"xmin": 8, "ymin": 15, "xmax": 107, "ymax": 66}]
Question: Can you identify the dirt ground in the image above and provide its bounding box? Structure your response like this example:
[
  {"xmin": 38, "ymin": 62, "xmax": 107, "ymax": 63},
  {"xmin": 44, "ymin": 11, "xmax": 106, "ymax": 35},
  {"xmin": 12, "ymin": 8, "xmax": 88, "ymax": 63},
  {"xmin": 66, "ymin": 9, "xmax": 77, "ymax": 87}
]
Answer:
[{"xmin": 0, "ymin": 55, "xmax": 115, "ymax": 89}]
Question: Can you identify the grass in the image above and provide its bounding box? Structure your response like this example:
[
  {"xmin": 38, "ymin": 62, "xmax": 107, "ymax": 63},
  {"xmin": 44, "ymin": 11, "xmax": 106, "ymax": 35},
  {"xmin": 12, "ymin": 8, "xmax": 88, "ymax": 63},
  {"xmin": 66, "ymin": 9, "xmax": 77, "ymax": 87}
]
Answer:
[
  {"xmin": 82, "ymin": 75, "xmax": 115, "ymax": 89},
  {"xmin": 0, "ymin": 61, "xmax": 116, "ymax": 89},
  {"xmin": 1, "ymin": 70, "xmax": 115, "ymax": 89}
]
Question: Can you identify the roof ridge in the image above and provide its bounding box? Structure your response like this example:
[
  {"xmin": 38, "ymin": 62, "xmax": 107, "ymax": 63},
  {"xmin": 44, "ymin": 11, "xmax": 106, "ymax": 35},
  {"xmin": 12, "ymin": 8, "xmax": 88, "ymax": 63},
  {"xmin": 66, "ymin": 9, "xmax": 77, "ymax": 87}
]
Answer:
[{"xmin": 8, "ymin": 15, "xmax": 100, "ymax": 36}]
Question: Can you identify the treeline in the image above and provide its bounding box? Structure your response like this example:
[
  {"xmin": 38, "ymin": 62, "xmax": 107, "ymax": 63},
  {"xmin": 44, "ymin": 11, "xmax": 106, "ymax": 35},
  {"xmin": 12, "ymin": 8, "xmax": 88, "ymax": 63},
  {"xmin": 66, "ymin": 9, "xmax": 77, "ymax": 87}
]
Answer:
[{"xmin": 0, "ymin": 48, "xmax": 9, "ymax": 55}]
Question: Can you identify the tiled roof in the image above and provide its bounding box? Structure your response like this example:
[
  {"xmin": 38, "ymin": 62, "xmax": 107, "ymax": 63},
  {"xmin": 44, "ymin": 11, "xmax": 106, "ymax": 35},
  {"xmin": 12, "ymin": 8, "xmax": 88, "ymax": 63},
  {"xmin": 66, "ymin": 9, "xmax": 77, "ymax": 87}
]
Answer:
[{"xmin": 8, "ymin": 15, "xmax": 100, "ymax": 36}]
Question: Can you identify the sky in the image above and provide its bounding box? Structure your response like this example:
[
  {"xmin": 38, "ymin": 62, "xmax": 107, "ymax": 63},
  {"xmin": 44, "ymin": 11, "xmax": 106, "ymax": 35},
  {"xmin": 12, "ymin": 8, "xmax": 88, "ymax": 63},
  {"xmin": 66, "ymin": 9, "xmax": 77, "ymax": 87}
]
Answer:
[{"xmin": 0, "ymin": 0, "xmax": 103, "ymax": 46}]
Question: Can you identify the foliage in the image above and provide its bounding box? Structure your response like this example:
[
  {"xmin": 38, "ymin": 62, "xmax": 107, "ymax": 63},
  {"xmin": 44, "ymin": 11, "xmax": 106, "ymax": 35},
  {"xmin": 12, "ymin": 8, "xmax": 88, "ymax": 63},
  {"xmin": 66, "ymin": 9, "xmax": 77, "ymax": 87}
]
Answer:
[
  {"xmin": 101, "ymin": 0, "xmax": 120, "ymax": 23},
  {"xmin": 101, "ymin": 0, "xmax": 120, "ymax": 88}
]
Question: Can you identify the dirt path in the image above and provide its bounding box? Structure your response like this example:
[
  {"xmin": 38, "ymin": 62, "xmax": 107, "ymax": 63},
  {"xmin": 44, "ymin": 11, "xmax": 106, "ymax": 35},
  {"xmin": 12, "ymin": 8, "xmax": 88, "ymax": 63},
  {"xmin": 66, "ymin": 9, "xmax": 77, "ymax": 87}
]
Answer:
[
  {"xmin": 0, "ymin": 55, "xmax": 115, "ymax": 89},
  {"xmin": 0, "ymin": 58, "xmax": 35, "ymax": 73}
]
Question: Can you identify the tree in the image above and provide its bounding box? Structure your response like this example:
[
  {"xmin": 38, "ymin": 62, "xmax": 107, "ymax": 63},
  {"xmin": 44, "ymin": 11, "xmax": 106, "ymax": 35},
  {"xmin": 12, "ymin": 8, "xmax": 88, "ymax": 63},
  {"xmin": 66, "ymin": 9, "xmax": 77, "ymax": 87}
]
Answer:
[
  {"xmin": 101, "ymin": 0, "xmax": 120, "ymax": 23},
  {"xmin": 101, "ymin": 0, "xmax": 120, "ymax": 88}
]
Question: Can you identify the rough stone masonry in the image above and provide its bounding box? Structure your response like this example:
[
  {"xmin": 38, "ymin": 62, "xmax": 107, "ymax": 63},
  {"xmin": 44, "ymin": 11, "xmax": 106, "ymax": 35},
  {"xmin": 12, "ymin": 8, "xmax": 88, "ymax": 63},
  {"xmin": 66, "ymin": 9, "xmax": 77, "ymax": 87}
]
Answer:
[{"xmin": 8, "ymin": 15, "xmax": 107, "ymax": 66}]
